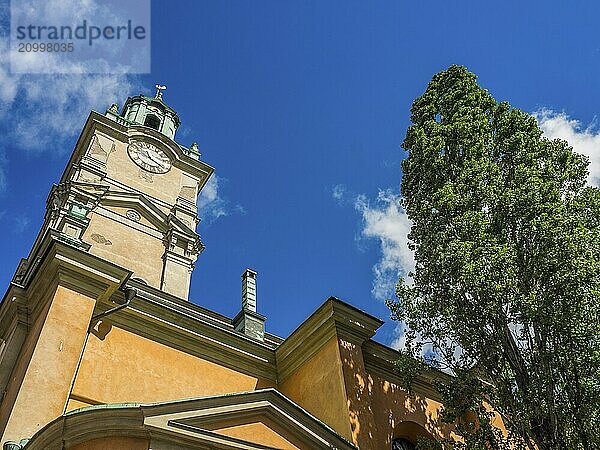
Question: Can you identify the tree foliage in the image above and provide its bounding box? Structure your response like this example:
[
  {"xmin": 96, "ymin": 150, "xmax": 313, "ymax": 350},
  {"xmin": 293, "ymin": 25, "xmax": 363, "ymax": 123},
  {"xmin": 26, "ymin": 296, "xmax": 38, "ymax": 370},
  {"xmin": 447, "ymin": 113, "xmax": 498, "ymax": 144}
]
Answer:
[{"xmin": 389, "ymin": 65, "xmax": 600, "ymax": 450}]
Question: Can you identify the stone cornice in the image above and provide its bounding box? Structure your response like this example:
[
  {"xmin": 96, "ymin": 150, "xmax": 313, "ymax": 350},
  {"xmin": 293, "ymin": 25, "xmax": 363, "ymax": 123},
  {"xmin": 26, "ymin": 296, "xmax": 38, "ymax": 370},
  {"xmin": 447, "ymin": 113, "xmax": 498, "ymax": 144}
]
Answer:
[
  {"xmin": 275, "ymin": 297, "xmax": 383, "ymax": 383},
  {"xmin": 5, "ymin": 231, "xmax": 132, "ymax": 314},
  {"xmin": 232, "ymin": 308, "xmax": 267, "ymax": 325},
  {"xmin": 95, "ymin": 280, "xmax": 279, "ymax": 381},
  {"xmin": 2, "ymin": 232, "xmax": 131, "ymax": 336},
  {"xmin": 0, "ymin": 287, "xmax": 30, "ymax": 398},
  {"xmin": 0, "ymin": 287, "xmax": 28, "ymax": 339}
]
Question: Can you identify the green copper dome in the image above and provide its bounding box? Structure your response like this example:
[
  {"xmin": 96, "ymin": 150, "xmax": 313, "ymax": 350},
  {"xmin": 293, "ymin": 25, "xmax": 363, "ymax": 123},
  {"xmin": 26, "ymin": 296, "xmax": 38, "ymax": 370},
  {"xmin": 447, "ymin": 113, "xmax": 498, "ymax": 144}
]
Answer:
[{"xmin": 113, "ymin": 85, "xmax": 181, "ymax": 140}]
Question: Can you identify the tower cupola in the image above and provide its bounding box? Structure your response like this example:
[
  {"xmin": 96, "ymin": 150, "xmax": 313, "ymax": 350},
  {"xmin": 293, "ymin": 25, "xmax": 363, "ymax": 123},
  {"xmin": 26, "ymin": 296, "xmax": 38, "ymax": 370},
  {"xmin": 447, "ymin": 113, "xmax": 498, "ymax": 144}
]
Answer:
[{"xmin": 116, "ymin": 84, "xmax": 181, "ymax": 140}]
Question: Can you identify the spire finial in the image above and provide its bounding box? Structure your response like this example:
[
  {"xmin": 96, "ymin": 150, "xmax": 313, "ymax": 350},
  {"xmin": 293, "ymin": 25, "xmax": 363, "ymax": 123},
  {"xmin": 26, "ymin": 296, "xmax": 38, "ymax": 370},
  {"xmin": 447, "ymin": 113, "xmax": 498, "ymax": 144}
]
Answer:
[{"xmin": 154, "ymin": 84, "xmax": 167, "ymax": 100}]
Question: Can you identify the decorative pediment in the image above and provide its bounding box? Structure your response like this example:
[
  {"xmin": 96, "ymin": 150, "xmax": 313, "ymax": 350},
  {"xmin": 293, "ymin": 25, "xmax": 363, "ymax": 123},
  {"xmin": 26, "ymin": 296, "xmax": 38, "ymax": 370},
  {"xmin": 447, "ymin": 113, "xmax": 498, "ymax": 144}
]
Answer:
[
  {"xmin": 24, "ymin": 389, "xmax": 356, "ymax": 450},
  {"xmin": 144, "ymin": 389, "xmax": 356, "ymax": 449},
  {"xmin": 100, "ymin": 191, "xmax": 198, "ymax": 239}
]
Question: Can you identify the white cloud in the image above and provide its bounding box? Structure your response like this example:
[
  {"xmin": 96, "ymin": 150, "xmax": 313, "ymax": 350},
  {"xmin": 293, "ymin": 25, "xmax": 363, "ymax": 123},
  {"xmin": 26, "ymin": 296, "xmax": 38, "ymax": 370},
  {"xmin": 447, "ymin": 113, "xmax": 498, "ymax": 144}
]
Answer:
[
  {"xmin": 198, "ymin": 174, "xmax": 225, "ymax": 219},
  {"xmin": 0, "ymin": 34, "xmax": 135, "ymax": 146},
  {"xmin": 535, "ymin": 109, "xmax": 600, "ymax": 187},
  {"xmin": 0, "ymin": 0, "xmax": 152, "ymax": 192},
  {"xmin": 354, "ymin": 189, "xmax": 414, "ymax": 301},
  {"xmin": 331, "ymin": 185, "xmax": 413, "ymax": 301},
  {"xmin": 12, "ymin": 213, "xmax": 30, "ymax": 233},
  {"xmin": 390, "ymin": 323, "xmax": 407, "ymax": 351},
  {"xmin": 8, "ymin": 0, "xmax": 149, "ymax": 74},
  {"xmin": 332, "ymin": 184, "xmax": 346, "ymax": 203},
  {"xmin": 198, "ymin": 174, "xmax": 244, "ymax": 224},
  {"xmin": 0, "ymin": 37, "xmax": 137, "ymax": 192},
  {"xmin": 354, "ymin": 194, "xmax": 435, "ymax": 355}
]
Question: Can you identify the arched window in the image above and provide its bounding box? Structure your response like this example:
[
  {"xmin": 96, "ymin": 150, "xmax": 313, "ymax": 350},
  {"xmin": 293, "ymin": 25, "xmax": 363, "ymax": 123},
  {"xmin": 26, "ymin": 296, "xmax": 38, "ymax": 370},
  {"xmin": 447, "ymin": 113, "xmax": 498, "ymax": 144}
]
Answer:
[
  {"xmin": 392, "ymin": 438, "xmax": 416, "ymax": 450},
  {"xmin": 144, "ymin": 114, "xmax": 161, "ymax": 130},
  {"xmin": 393, "ymin": 421, "xmax": 435, "ymax": 449}
]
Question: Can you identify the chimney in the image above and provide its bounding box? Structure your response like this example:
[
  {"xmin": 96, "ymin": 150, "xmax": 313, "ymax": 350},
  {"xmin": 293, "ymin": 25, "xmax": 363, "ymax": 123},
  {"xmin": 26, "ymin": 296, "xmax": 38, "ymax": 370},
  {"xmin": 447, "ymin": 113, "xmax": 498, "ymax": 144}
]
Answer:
[
  {"xmin": 241, "ymin": 269, "xmax": 257, "ymax": 311},
  {"xmin": 233, "ymin": 269, "xmax": 265, "ymax": 341}
]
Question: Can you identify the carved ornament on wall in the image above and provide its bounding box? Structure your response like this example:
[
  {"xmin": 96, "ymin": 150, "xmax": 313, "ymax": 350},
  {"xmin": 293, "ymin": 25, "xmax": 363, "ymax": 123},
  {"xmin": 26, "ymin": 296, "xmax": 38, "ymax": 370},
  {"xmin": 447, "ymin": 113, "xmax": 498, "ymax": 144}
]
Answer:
[{"xmin": 90, "ymin": 233, "xmax": 112, "ymax": 245}]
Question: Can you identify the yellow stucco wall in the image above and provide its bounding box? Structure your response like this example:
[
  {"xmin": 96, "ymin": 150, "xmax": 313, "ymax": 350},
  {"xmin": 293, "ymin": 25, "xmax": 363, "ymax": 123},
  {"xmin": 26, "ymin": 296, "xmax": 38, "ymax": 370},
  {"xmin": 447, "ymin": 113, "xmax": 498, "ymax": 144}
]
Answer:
[
  {"xmin": 1, "ymin": 286, "xmax": 96, "ymax": 444},
  {"xmin": 70, "ymin": 436, "xmax": 149, "ymax": 450},
  {"xmin": 105, "ymin": 139, "xmax": 191, "ymax": 207},
  {"xmin": 338, "ymin": 339, "xmax": 378, "ymax": 449},
  {"xmin": 336, "ymin": 336, "xmax": 464, "ymax": 449},
  {"xmin": 367, "ymin": 371, "xmax": 457, "ymax": 447},
  {"xmin": 279, "ymin": 336, "xmax": 352, "ymax": 440},
  {"xmin": 69, "ymin": 323, "xmax": 268, "ymax": 407},
  {"xmin": 83, "ymin": 212, "xmax": 164, "ymax": 289},
  {"xmin": 109, "ymin": 206, "xmax": 159, "ymax": 230},
  {"xmin": 210, "ymin": 421, "xmax": 300, "ymax": 449},
  {"xmin": 0, "ymin": 295, "xmax": 51, "ymax": 439}
]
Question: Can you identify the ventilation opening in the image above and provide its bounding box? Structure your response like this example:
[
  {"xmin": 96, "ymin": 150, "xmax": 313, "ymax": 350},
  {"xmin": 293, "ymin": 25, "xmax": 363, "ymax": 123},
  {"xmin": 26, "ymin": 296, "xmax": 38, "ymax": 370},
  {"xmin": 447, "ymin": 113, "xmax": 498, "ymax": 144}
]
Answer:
[{"xmin": 144, "ymin": 114, "xmax": 161, "ymax": 130}]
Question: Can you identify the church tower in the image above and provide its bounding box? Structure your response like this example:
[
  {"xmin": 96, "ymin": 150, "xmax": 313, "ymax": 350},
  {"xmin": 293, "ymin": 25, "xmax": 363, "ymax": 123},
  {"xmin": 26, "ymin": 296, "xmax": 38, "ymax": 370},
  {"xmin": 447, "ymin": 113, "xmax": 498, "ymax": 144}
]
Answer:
[{"xmin": 17, "ymin": 85, "xmax": 214, "ymax": 300}]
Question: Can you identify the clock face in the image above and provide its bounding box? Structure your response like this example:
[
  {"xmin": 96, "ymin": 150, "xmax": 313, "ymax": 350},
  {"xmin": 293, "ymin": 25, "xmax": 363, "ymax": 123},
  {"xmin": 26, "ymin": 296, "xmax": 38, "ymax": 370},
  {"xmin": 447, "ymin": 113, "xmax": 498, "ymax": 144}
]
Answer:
[{"xmin": 127, "ymin": 141, "xmax": 172, "ymax": 174}]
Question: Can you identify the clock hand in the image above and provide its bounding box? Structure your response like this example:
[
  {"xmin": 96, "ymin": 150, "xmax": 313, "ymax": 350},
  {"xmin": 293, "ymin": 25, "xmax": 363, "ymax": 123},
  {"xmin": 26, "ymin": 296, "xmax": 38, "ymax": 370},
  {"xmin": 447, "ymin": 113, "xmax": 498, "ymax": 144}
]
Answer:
[
  {"xmin": 138, "ymin": 153, "xmax": 156, "ymax": 166},
  {"xmin": 147, "ymin": 151, "xmax": 164, "ymax": 165},
  {"xmin": 135, "ymin": 147, "xmax": 160, "ymax": 165},
  {"xmin": 138, "ymin": 148, "xmax": 154, "ymax": 163}
]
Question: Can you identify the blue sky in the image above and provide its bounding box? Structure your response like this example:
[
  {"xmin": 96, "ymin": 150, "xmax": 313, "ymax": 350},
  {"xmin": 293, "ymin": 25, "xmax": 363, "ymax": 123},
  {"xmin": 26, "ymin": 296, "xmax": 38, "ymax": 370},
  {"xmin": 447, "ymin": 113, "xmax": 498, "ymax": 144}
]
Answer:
[{"xmin": 2, "ymin": 0, "xmax": 600, "ymax": 345}]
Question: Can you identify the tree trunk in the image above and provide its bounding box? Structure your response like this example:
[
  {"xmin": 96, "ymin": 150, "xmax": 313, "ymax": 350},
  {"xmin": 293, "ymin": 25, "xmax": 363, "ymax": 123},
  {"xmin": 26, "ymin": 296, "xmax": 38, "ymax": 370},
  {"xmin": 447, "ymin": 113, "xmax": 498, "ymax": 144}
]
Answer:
[{"xmin": 530, "ymin": 416, "xmax": 567, "ymax": 450}]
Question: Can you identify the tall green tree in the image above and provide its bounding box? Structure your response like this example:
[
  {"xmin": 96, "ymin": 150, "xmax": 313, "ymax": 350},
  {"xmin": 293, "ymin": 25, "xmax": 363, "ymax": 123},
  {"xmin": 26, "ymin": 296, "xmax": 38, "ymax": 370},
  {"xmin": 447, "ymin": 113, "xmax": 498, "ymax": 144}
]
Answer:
[{"xmin": 390, "ymin": 65, "xmax": 600, "ymax": 450}]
